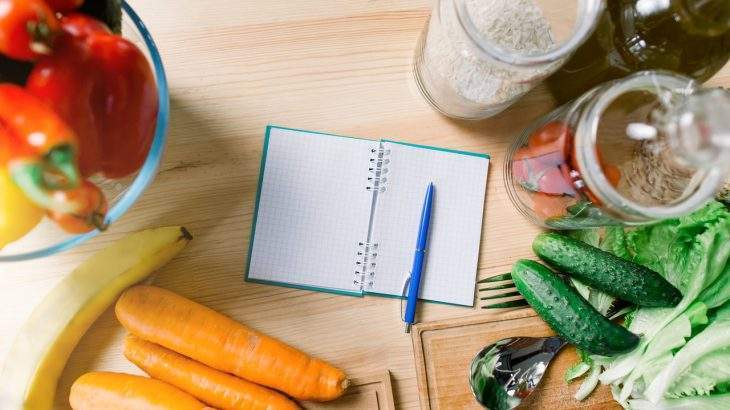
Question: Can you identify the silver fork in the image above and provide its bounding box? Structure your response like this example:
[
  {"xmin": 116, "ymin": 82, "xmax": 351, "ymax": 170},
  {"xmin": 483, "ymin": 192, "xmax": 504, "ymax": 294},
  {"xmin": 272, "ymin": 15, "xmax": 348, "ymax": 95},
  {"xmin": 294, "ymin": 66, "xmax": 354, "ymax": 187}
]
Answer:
[{"xmin": 477, "ymin": 273, "xmax": 528, "ymax": 309}]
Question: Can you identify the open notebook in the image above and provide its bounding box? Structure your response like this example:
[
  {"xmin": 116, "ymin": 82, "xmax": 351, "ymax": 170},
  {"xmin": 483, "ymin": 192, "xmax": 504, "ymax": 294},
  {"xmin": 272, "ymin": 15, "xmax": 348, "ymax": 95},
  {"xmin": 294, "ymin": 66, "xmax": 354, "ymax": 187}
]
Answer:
[{"xmin": 246, "ymin": 126, "xmax": 489, "ymax": 306}]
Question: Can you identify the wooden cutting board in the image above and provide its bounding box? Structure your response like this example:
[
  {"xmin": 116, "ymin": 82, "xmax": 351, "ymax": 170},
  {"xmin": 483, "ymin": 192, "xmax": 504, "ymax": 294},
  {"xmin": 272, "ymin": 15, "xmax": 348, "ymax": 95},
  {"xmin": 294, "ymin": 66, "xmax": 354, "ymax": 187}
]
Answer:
[
  {"xmin": 411, "ymin": 310, "xmax": 621, "ymax": 409},
  {"xmin": 305, "ymin": 371, "xmax": 395, "ymax": 410}
]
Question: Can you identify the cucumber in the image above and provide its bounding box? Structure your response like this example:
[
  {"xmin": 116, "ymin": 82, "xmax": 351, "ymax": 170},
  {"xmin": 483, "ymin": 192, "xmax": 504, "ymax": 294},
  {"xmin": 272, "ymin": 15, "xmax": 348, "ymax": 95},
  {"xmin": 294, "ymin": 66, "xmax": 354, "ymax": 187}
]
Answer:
[
  {"xmin": 533, "ymin": 232, "xmax": 682, "ymax": 307},
  {"xmin": 512, "ymin": 259, "xmax": 639, "ymax": 356}
]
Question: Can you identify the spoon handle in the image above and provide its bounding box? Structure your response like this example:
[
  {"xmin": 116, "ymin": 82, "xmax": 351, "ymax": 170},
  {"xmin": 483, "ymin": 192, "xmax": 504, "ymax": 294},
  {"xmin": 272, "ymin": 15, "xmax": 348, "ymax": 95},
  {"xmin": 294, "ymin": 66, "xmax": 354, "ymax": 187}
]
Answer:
[{"xmin": 544, "ymin": 336, "xmax": 567, "ymax": 353}]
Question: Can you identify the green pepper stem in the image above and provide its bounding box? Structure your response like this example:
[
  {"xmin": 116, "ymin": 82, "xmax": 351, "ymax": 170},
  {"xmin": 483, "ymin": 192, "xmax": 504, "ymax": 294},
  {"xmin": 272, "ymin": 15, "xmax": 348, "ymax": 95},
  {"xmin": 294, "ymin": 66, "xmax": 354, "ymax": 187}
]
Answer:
[
  {"xmin": 10, "ymin": 162, "xmax": 77, "ymax": 214},
  {"xmin": 45, "ymin": 145, "xmax": 80, "ymax": 190},
  {"xmin": 26, "ymin": 19, "xmax": 54, "ymax": 55}
]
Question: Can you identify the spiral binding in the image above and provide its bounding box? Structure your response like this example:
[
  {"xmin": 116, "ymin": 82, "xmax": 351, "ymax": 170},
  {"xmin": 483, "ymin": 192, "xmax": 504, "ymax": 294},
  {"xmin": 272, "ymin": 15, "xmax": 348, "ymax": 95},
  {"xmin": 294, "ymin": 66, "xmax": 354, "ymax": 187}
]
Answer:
[
  {"xmin": 353, "ymin": 241, "xmax": 378, "ymax": 290},
  {"xmin": 366, "ymin": 147, "xmax": 391, "ymax": 193},
  {"xmin": 357, "ymin": 145, "xmax": 390, "ymax": 290}
]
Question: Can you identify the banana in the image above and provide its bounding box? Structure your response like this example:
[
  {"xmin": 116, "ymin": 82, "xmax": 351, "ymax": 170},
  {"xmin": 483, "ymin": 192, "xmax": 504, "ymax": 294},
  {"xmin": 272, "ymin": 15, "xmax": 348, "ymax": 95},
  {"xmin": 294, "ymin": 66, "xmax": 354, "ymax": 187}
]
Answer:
[{"xmin": 0, "ymin": 226, "xmax": 192, "ymax": 410}]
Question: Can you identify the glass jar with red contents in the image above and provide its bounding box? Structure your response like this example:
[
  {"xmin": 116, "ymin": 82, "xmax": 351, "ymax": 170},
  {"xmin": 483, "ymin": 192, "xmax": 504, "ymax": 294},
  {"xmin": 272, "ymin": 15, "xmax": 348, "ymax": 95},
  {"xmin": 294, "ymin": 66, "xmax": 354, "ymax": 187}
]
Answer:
[{"xmin": 505, "ymin": 70, "xmax": 730, "ymax": 229}]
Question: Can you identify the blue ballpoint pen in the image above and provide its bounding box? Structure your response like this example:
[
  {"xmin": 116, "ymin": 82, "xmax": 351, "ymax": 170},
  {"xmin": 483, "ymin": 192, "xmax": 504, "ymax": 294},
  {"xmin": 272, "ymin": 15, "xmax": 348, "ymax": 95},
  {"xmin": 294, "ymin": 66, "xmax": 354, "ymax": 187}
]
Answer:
[{"xmin": 404, "ymin": 182, "xmax": 434, "ymax": 333}]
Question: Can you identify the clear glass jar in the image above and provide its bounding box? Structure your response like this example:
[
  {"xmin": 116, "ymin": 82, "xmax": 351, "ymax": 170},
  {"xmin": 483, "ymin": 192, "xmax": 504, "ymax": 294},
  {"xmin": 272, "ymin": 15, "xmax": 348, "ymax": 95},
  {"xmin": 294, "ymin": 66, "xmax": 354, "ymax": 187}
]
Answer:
[
  {"xmin": 505, "ymin": 71, "xmax": 730, "ymax": 229},
  {"xmin": 413, "ymin": 0, "xmax": 604, "ymax": 120}
]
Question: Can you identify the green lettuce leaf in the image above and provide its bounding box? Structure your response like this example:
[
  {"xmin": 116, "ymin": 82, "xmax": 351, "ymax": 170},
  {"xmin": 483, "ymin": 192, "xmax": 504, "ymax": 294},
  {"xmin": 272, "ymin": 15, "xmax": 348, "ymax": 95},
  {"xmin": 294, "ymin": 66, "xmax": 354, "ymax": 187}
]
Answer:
[
  {"xmin": 645, "ymin": 303, "xmax": 730, "ymax": 402},
  {"xmin": 574, "ymin": 365, "xmax": 602, "ymax": 401},
  {"xmin": 613, "ymin": 302, "xmax": 707, "ymax": 404},
  {"xmin": 627, "ymin": 201, "xmax": 730, "ymax": 294},
  {"xmin": 601, "ymin": 202, "xmax": 730, "ymax": 389},
  {"xmin": 565, "ymin": 348, "xmax": 594, "ymax": 383},
  {"xmin": 667, "ymin": 348, "xmax": 730, "ymax": 397},
  {"xmin": 698, "ymin": 264, "xmax": 730, "ymax": 309},
  {"xmin": 571, "ymin": 278, "xmax": 592, "ymax": 301},
  {"xmin": 565, "ymin": 361, "xmax": 591, "ymax": 383},
  {"xmin": 568, "ymin": 229, "xmax": 600, "ymax": 247},
  {"xmin": 629, "ymin": 393, "xmax": 730, "ymax": 410},
  {"xmin": 627, "ymin": 307, "xmax": 674, "ymax": 335},
  {"xmin": 601, "ymin": 226, "xmax": 630, "ymax": 260}
]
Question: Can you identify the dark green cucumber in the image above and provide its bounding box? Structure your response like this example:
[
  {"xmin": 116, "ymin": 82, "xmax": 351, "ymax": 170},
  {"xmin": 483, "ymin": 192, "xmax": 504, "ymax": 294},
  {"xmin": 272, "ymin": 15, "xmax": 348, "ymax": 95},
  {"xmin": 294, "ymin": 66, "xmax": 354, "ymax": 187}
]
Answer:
[
  {"xmin": 512, "ymin": 259, "xmax": 639, "ymax": 356},
  {"xmin": 533, "ymin": 232, "xmax": 682, "ymax": 307}
]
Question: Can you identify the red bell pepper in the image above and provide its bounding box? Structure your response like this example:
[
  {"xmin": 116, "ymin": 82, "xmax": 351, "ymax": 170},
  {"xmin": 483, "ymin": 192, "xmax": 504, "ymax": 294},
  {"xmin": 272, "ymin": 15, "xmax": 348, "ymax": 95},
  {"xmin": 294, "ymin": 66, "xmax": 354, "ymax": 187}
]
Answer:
[
  {"xmin": 26, "ymin": 13, "xmax": 159, "ymax": 178},
  {"xmin": 45, "ymin": 0, "xmax": 84, "ymax": 12},
  {"xmin": 47, "ymin": 178, "xmax": 108, "ymax": 233},
  {"xmin": 0, "ymin": 0, "xmax": 59, "ymax": 60},
  {"xmin": 0, "ymin": 83, "xmax": 82, "ymax": 213},
  {"xmin": 58, "ymin": 11, "xmax": 109, "ymax": 37}
]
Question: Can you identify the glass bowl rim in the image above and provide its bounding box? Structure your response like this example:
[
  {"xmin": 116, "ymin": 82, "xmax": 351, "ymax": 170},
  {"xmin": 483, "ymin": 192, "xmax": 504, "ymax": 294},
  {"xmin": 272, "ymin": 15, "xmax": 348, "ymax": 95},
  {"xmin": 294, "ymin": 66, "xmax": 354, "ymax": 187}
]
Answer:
[{"xmin": 0, "ymin": 1, "xmax": 170, "ymax": 262}]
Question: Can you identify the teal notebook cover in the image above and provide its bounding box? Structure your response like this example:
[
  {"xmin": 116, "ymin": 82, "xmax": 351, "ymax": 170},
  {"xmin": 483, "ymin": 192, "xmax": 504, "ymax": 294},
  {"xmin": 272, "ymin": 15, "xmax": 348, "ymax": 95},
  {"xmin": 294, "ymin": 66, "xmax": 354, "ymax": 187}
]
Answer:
[{"xmin": 246, "ymin": 125, "xmax": 490, "ymax": 306}]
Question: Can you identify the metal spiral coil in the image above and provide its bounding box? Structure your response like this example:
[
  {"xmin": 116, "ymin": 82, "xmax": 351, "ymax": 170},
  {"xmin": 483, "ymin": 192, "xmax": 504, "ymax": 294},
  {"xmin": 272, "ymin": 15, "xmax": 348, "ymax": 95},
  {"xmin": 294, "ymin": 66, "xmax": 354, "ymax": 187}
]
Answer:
[
  {"xmin": 366, "ymin": 147, "xmax": 390, "ymax": 192},
  {"xmin": 353, "ymin": 241, "xmax": 378, "ymax": 289}
]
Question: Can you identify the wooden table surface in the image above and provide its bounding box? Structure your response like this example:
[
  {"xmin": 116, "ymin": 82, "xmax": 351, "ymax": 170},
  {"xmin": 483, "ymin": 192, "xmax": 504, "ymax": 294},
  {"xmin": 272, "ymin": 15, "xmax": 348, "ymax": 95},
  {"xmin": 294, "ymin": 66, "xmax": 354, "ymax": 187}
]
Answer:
[{"xmin": 1, "ymin": 1, "xmax": 728, "ymax": 408}]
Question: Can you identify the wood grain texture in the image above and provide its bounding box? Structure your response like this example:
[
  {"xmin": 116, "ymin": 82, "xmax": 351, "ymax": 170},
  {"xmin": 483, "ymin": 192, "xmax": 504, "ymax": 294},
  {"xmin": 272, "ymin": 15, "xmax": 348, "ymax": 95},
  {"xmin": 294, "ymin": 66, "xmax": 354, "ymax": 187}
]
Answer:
[
  {"xmin": 412, "ymin": 312, "xmax": 621, "ymax": 409},
  {"xmin": 306, "ymin": 371, "xmax": 395, "ymax": 410},
  {"xmin": 0, "ymin": 0, "xmax": 728, "ymax": 408}
]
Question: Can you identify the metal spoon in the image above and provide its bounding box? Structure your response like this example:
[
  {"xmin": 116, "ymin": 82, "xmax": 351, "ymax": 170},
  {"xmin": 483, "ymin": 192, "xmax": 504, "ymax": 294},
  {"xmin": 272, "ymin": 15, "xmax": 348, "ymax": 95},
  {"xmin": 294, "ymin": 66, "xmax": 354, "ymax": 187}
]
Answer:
[{"xmin": 468, "ymin": 336, "xmax": 567, "ymax": 409}]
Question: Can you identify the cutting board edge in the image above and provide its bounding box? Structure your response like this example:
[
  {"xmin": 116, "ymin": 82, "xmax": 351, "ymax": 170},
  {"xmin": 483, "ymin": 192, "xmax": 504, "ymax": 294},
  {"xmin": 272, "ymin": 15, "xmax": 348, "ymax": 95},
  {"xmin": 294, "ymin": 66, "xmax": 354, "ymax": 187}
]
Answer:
[{"xmin": 411, "ymin": 308, "xmax": 538, "ymax": 409}]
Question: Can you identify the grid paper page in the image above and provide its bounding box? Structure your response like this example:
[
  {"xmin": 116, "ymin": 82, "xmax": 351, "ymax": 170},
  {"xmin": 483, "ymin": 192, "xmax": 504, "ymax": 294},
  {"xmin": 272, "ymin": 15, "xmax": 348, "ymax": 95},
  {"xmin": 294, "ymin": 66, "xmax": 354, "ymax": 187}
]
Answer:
[
  {"xmin": 248, "ymin": 127, "xmax": 376, "ymax": 292},
  {"xmin": 368, "ymin": 142, "xmax": 488, "ymax": 306}
]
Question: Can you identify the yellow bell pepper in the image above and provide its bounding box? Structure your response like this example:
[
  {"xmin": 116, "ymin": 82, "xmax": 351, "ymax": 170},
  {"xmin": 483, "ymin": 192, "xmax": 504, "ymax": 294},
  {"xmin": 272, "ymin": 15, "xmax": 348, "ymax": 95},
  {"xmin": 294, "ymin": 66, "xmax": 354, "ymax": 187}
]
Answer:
[{"xmin": 1, "ymin": 167, "xmax": 44, "ymax": 249}]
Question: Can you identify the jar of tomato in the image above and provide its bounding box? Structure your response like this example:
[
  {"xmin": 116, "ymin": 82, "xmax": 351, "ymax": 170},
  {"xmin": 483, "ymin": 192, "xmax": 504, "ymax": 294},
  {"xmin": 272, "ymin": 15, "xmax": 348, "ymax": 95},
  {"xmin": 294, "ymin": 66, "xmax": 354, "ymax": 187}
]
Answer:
[{"xmin": 505, "ymin": 71, "xmax": 730, "ymax": 229}]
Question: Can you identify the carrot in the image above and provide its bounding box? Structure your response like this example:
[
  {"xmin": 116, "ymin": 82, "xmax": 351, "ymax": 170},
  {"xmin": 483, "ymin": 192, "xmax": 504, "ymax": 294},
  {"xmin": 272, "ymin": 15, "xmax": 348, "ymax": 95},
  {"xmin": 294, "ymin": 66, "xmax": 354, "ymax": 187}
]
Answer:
[
  {"xmin": 115, "ymin": 285, "xmax": 349, "ymax": 401},
  {"xmin": 123, "ymin": 335, "xmax": 300, "ymax": 410},
  {"xmin": 69, "ymin": 371, "xmax": 212, "ymax": 410}
]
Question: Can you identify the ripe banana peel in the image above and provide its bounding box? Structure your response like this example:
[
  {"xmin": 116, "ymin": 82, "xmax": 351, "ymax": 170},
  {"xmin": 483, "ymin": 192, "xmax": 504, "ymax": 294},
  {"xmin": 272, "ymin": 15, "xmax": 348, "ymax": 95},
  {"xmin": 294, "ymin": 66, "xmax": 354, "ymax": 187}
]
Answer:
[{"xmin": 0, "ymin": 226, "xmax": 192, "ymax": 410}]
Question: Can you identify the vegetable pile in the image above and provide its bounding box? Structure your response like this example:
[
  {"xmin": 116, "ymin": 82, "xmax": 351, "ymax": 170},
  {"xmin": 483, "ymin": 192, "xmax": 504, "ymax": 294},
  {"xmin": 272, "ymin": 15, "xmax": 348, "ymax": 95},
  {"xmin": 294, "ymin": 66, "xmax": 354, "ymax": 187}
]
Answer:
[
  {"xmin": 508, "ymin": 230, "xmax": 684, "ymax": 358},
  {"xmin": 0, "ymin": 225, "xmax": 351, "ymax": 409},
  {"xmin": 512, "ymin": 259, "xmax": 640, "ymax": 356},
  {"xmin": 68, "ymin": 285, "xmax": 349, "ymax": 409},
  {"xmin": 0, "ymin": 226, "xmax": 192, "ymax": 409},
  {"xmin": 0, "ymin": 0, "xmax": 157, "ymax": 246},
  {"xmin": 561, "ymin": 201, "xmax": 730, "ymax": 408}
]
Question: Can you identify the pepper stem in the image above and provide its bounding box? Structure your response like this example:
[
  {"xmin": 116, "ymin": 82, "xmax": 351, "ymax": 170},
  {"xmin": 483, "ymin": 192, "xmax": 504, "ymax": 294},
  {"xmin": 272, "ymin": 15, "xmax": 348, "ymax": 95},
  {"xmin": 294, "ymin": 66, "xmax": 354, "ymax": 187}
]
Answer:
[
  {"xmin": 90, "ymin": 212, "xmax": 109, "ymax": 231},
  {"xmin": 26, "ymin": 18, "xmax": 54, "ymax": 55},
  {"xmin": 10, "ymin": 162, "xmax": 77, "ymax": 214},
  {"xmin": 45, "ymin": 145, "xmax": 80, "ymax": 190}
]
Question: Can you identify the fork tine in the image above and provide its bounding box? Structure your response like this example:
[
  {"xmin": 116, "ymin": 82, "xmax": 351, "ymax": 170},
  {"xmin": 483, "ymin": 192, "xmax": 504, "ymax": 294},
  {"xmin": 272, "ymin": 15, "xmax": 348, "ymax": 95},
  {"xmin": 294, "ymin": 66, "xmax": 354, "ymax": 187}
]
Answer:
[
  {"xmin": 477, "ymin": 273, "xmax": 512, "ymax": 283},
  {"xmin": 480, "ymin": 290, "xmax": 521, "ymax": 300},
  {"xmin": 478, "ymin": 282, "xmax": 515, "ymax": 292},
  {"xmin": 482, "ymin": 299, "xmax": 529, "ymax": 309}
]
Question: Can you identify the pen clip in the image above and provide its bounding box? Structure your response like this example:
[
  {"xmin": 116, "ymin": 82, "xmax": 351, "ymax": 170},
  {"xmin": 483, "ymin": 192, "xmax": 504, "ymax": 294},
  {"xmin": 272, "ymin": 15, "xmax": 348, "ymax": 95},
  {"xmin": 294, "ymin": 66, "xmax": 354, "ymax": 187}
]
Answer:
[{"xmin": 400, "ymin": 274, "xmax": 411, "ymax": 322}]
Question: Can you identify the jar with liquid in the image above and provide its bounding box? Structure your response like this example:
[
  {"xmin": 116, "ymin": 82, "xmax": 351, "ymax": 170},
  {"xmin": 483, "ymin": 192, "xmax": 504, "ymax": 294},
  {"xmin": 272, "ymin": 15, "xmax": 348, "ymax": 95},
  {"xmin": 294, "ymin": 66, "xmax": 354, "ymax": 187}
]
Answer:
[
  {"xmin": 505, "ymin": 71, "xmax": 730, "ymax": 229},
  {"xmin": 546, "ymin": 0, "xmax": 730, "ymax": 104},
  {"xmin": 413, "ymin": 0, "xmax": 605, "ymax": 120}
]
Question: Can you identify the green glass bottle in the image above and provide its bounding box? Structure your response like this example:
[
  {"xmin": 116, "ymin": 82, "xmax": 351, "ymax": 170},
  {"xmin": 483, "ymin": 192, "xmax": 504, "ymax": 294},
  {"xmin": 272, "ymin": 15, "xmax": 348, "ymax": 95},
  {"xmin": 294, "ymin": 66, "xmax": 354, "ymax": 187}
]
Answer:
[{"xmin": 546, "ymin": 0, "xmax": 730, "ymax": 104}]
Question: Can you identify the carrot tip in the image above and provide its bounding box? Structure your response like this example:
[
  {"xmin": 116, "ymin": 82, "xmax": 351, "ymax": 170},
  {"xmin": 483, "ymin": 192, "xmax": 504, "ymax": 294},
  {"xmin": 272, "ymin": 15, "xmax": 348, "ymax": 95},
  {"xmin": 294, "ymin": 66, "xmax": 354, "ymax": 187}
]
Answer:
[{"xmin": 341, "ymin": 379, "xmax": 351, "ymax": 390}]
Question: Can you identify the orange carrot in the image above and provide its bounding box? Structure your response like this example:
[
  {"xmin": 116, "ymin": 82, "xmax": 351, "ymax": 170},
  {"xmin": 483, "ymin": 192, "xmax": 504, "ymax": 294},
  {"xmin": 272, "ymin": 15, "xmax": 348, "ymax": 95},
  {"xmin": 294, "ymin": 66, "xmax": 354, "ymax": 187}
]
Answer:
[
  {"xmin": 124, "ymin": 335, "xmax": 300, "ymax": 410},
  {"xmin": 69, "ymin": 371, "xmax": 212, "ymax": 410},
  {"xmin": 115, "ymin": 285, "xmax": 349, "ymax": 401}
]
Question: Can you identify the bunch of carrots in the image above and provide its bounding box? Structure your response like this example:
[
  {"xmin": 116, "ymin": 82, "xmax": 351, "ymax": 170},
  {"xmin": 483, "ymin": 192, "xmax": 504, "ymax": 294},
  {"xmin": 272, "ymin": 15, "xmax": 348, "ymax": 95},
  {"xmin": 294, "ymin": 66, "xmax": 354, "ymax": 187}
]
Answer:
[{"xmin": 69, "ymin": 285, "xmax": 350, "ymax": 410}]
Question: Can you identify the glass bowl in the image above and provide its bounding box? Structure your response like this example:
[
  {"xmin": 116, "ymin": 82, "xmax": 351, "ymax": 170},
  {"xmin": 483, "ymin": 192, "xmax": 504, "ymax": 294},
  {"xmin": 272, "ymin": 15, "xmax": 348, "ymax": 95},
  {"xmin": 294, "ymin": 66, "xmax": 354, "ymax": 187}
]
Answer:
[{"xmin": 0, "ymin": 2, "xmax": 169, "ymax": 262}]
